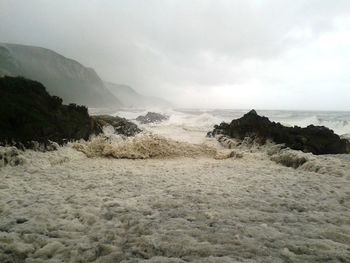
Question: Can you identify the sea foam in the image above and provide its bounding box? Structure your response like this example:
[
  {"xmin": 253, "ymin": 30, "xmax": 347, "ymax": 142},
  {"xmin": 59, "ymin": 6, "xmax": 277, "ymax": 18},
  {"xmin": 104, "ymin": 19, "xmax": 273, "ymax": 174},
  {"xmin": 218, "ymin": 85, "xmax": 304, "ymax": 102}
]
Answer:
[{"xmin": 73, "ymin": 134, "xmax": 218, "ymax": 159}]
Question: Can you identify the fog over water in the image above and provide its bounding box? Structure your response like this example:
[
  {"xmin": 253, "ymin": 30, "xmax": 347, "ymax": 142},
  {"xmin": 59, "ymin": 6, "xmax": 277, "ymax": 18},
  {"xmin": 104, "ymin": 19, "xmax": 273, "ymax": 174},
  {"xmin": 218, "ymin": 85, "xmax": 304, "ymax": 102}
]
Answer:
[{"xmin": 1, "ymin": 0, "xmax": 350, "ymax": 110}]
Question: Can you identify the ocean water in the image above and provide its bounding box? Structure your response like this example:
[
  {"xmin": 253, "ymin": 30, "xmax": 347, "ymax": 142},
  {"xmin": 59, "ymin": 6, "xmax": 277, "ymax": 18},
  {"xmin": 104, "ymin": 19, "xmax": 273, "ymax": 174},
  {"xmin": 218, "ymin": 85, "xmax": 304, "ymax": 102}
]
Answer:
[
  {"xmin": 107, "ymin": 109, "xmax": 350, "ymax": 141},
  {"xmin": 2, "ymin": 108, "xmax": 350, "ymax": 262}
]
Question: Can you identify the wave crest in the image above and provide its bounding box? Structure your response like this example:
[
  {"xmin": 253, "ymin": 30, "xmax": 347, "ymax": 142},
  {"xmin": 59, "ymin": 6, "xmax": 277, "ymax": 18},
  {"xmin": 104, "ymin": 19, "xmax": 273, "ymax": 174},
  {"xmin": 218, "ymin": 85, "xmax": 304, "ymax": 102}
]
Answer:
[
  {"xmin": 72, "ymin": 134, "xmax": 218, "ymax": 159},
  {"xmin": 268, "ymin": 148, "xmax": 348, "ymax": 176}
]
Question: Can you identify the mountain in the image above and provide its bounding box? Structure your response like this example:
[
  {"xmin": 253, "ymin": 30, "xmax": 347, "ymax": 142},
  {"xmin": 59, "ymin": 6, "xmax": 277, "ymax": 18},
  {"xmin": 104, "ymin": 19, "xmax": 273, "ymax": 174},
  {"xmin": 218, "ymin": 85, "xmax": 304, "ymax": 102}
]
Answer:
[
  {"xmin": 104, "ymin": 81, "xmax": 171, "ymax": 108},
  {"xmin": 0, "ymin": 43, "xmax": 121, "ymax": 107}
]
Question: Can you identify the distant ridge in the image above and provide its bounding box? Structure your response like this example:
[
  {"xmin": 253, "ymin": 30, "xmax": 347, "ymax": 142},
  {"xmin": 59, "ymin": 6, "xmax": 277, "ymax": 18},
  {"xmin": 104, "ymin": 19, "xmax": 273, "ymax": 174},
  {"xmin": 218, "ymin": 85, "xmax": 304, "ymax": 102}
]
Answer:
[
  {"xmin": 104, "ymin": 81, "xmax": 171, "ymax": 108},
  {"xmin": 0, "ymin": 43, "xmax": 122, "ymax": 107}
]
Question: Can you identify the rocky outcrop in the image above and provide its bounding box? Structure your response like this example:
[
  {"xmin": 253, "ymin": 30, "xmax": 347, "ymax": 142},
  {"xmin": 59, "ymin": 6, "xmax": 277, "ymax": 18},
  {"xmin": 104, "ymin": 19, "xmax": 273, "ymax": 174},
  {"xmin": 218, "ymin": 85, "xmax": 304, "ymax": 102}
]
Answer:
[
  {"xmin": 92, "ymin": 115, "xmax": 141, "ymax": 136},
  {"xmin": 136, "ymin": 112, "xmax": 169, "ymax": 124},
  {"xmin": 0, "ymin": 43, "xmax": 122, "ymax": 107},
  {"xmin": 0, "ymin": 77, "xmax": 140, "ymax": 150},
  {"xmin": 0, "ymin": 76, "xmax": 101, "ymax": 148},
  {"xmin": 210, "ymin": 110, "xmax": 350, "ymax": 155}
]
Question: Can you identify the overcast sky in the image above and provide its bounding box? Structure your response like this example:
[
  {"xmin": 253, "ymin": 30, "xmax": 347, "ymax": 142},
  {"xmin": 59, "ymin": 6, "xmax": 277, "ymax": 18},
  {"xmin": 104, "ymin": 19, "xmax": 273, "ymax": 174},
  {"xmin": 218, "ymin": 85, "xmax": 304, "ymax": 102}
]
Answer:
[{"xmin": 1, "ymin": 0, "xmax": 350, "ymax": 110}]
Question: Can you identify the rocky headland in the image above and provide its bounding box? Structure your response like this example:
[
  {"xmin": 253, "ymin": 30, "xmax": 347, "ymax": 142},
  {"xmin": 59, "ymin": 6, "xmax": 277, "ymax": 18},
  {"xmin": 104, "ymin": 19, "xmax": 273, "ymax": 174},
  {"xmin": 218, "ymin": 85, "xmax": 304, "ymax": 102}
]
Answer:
[
  {"xmin": 0, "ymin": 76, "xmax": 140, "ymax": 151},
  {"xmin": 209, "ymin": 110, "xmax": 350, "ymax": 155}
]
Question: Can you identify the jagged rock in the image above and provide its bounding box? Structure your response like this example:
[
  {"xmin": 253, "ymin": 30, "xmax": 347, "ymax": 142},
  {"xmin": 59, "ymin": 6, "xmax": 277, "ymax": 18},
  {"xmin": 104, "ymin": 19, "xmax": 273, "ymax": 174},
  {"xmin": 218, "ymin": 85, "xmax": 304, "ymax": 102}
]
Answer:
[
  {"xmin": 92, "ymin": 115, "xmax": 141, "ymax": 137},
  {"xmin": 136, "ymin": 112, "xmax": 169, "ymax": 124},
  {"xmin": 0, "ymin": 76, "xmax": 102, "ymax": 149},
  {"xmin": 211, "ymin": 110, "xmax": 350, "ymax": 155},
  {"xmin": 0, "ymin": 76, "xmax": 143, "ymax": 151}
]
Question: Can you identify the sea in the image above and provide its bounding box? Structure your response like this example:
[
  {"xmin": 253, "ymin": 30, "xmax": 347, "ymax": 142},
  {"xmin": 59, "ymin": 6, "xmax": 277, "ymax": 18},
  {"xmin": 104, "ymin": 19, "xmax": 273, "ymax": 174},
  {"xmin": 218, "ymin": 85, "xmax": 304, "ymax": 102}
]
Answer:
[
  {"xmin": 3, "ymin": 108, "xmax": 350, "ymax": 262},
  {"xmin": 90, "ymin": 108, "xmax": 350, "ymax": 143}
]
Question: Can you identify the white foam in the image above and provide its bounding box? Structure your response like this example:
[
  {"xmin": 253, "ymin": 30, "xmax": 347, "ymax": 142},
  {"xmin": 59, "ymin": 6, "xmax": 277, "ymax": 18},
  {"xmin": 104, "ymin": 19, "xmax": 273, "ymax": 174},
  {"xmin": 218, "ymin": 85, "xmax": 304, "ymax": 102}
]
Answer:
[
  {"xmin": 135, "ymin": 111, "xmax": 226, "ymax": 145},
  {"xmin": 1, "ymin": 142, "xmax": 349, "ymax": 262},
  {"xmin": 2, "ymin": 109, "xmax": 349, "ymax": 261},
  {"xmin": 73, "ymin": 134, "xmax": 218, "ymax": 159},
  {"xmin": 268, "ymin": 113, "xmax": 350, "ymax": 135},
  {"xmin": 112, "ymin": 109, "xmax": 350, "ymax": 144}
]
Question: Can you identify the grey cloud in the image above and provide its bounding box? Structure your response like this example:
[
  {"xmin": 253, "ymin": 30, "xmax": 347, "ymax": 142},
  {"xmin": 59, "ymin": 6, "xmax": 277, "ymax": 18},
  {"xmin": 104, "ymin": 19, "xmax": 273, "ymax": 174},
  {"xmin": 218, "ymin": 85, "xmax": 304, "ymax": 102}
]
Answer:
[{"xmin": 1, "ymin": 0, "xmax": 350, "ymax": 109}]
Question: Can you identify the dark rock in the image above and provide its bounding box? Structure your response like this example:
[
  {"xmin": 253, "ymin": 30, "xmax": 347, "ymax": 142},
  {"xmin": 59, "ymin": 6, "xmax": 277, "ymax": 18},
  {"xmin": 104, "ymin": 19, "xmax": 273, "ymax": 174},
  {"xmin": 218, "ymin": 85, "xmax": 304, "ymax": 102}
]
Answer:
[
  {"xmin": 136, "ymin": 112, "xmax": 169, "ymax": 124},
  {"xmin": 92, "ymin": 115, "xmax": 141, "ymax": 137},
  {"xmin": 0, "ymin": 76, "xmax": 102, "ymax": 149},
  {"xmin": 16, "ymin": 218, "xmax": 28, "ymax": 224},
  {"xmin": 0, "ymin": 77, "xmax": 142, "ymax": 150},
  {"xmin": 211, "ymin": 109, "xmax": 350, "ymax": 155},
  {"xmin": 206, "ymin": 131, "xmax": 214, "ymax": 138}
]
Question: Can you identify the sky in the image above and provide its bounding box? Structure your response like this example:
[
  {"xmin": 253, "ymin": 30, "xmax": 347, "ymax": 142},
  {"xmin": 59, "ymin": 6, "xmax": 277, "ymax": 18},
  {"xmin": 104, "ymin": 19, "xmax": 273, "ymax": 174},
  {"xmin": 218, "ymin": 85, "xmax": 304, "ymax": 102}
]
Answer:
[{"xmin": 1, "ymin": 0, "xmax": 350, "ymax": 110}]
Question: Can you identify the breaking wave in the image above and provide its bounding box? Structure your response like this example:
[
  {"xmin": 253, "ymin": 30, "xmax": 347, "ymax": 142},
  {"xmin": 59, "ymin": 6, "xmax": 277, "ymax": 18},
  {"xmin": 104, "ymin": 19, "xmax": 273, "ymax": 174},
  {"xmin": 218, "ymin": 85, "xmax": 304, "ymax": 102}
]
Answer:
[
  {"xmin": 274, "ymin": 116, "xmax": 350, "ymax": 136},
  {"xmin": 73, "ymin": 134, "xmax": 218, "ymax": 159},
  {"xmin": 269, "ymin": 149, "xmax": 348, "ymax": 176},
  {"xmin": 216, "ymin": 135, "xmax": 349, "ymax": 176},
  {"xmin": 154, "ymin": 109, "xmax": 350, "ymax": 135}
]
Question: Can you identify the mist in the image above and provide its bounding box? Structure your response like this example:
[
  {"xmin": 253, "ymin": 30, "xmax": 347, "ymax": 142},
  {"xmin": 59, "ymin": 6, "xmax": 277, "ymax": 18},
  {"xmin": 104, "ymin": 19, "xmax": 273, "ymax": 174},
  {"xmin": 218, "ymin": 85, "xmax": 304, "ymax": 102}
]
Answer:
[
  {"xmin": 1, "ymin": 0, "xmax": 350, "ymax": 110},
  {"xmin": 2, "ymin": 2, "xmax": 350, "ymax": 262}
]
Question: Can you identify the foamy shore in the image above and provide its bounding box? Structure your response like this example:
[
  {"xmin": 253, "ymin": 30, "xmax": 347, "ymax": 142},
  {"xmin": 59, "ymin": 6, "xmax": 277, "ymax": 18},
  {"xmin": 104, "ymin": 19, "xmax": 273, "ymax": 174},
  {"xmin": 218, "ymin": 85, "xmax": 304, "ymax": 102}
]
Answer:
[{"xmin": 1, "ymin": 135, "xmax": 350, "ymax": 263}]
